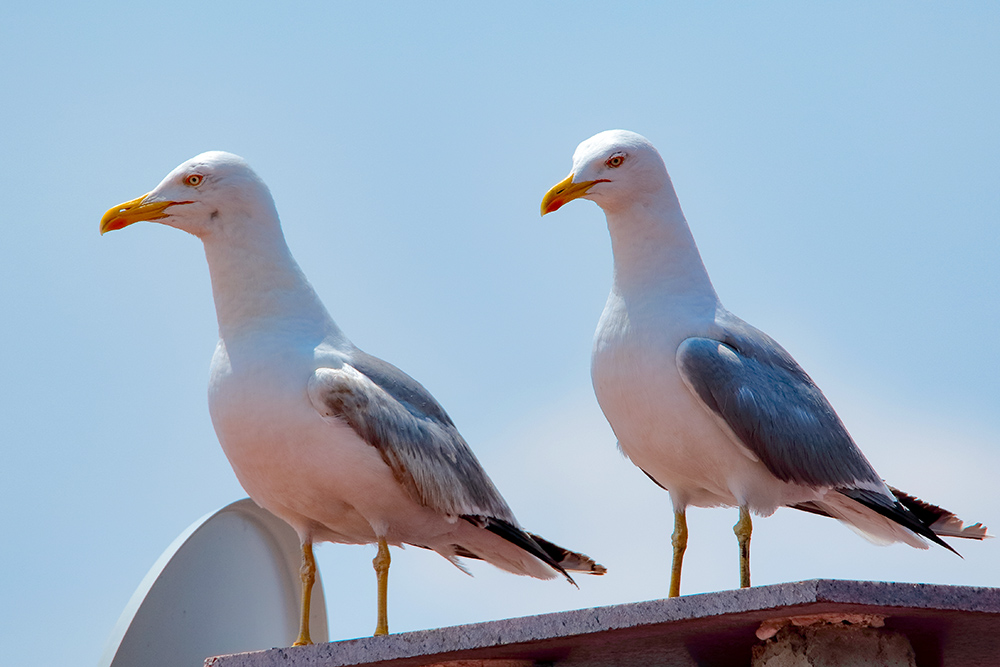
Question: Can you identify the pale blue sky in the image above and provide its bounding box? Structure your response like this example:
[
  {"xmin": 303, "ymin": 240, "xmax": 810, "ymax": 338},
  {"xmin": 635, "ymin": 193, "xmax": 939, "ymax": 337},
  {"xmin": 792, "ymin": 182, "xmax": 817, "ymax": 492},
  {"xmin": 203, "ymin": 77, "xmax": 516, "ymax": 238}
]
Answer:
[{"xmin": 1, "ymin": 3, "xmax": 998, "ymax": 665}]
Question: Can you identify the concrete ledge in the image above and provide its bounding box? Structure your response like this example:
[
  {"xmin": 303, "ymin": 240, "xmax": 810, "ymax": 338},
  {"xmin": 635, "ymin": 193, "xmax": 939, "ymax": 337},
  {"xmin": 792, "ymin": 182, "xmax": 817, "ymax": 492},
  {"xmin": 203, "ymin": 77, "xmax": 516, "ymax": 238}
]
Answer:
[{"xmin": 206, "ymin": 580, "xmax": 1000, "ymax": 667}]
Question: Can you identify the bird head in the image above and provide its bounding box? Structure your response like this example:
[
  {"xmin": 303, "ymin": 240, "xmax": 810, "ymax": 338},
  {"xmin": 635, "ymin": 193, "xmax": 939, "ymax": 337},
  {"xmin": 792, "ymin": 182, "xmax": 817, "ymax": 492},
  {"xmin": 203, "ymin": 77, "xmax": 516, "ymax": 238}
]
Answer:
[
  {"xmin": 100, "ymin": 151, "xmax": 276, "ymax": 240},
  {"xmin": 540, "ymin": 130, "xmax": 670, "ymax": 216}
]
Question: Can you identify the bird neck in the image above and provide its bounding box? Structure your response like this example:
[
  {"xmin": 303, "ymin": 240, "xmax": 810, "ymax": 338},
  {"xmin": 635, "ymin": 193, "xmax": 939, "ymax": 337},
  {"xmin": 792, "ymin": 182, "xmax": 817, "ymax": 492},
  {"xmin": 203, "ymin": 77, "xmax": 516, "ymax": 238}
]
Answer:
[
  {"xmin": 605, "ymin": 194, "xmax": 719, "ymax": 308},
  {"xmin": 200, "ymin": 216, "xmax": 342, "ymax": 345}
]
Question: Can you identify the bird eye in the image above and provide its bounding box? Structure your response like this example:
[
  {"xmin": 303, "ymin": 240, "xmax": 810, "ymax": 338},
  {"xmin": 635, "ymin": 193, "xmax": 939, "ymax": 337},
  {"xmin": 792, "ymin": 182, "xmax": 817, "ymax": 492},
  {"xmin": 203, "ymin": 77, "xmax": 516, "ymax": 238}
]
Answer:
[
  {"xmin": 185, "ymin": 174, "xmax": 204, "ymax": 186},
  {"xmin": 605, "ymin": 153, "xmax": 626, "ymax": 168}
]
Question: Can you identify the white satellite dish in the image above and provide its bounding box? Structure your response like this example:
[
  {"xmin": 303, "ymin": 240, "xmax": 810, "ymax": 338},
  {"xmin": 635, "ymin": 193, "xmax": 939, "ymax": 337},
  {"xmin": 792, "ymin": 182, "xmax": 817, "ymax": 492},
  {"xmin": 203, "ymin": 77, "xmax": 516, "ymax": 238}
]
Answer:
[{"xmin": 99, "ymin": 498, "xmax": 327, "ymax": 667}]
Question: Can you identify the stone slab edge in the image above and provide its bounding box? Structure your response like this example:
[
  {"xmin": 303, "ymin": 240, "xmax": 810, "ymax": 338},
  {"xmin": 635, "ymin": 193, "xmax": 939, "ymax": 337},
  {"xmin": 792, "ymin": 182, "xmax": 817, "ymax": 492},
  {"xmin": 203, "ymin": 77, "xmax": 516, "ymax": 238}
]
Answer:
[{"xmin": 206, "ymin": 579, "xmax": 1000, "ymax": 667}]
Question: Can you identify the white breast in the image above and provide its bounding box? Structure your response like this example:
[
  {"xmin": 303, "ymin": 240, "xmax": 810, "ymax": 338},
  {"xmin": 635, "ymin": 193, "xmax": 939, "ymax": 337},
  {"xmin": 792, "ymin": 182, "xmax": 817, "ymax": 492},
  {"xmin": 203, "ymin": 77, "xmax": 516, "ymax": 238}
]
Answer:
[
  {"xmin": 590, "ymin": 292, "xmax": 801, "ymax": 513},
  {"xmin": 206, "ymin": 333, "xmax": 430, "ymax": 544}
]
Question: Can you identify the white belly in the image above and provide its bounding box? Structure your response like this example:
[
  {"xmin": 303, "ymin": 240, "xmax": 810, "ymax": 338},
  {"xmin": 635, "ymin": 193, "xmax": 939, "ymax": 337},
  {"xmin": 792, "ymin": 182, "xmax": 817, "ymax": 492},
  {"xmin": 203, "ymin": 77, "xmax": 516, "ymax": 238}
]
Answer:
[
  {"xmin": 206, "ymin": 337, "xmax": 451, "ymax": 546},
  {"xmin": 591, "ymin": 298, "xmax": 814, "ymax": 514}
]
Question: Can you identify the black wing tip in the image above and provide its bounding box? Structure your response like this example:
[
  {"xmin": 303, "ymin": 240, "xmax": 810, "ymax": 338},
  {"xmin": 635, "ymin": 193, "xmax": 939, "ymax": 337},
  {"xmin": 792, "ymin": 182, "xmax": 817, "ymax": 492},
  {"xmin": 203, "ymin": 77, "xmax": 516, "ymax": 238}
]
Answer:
[
  {"xmin": 526, "ymin": 531, "xmax": 608, "ymax": 578},
  {"xmin": 841, "ymin": 488, "xmax": 961, "ymax": 556},
  {"xmin": 888, "ymin": 485, "xmax": 990, "ymax": 541},
  {"xmin": 461, "ymin": 515, "xmax": 606, "ymax": 584}
]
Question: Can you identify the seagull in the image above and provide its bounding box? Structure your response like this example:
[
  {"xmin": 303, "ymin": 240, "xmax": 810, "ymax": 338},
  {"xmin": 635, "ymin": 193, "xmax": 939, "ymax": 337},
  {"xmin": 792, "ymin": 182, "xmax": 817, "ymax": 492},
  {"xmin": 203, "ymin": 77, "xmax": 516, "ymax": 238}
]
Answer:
[
  {"xmin": 540, "ymin": 129, "xmax": 986, "ymax": 597},
  {"xmin": 101, "ymin": 151, "xmax": 604, "ymax": 645}
]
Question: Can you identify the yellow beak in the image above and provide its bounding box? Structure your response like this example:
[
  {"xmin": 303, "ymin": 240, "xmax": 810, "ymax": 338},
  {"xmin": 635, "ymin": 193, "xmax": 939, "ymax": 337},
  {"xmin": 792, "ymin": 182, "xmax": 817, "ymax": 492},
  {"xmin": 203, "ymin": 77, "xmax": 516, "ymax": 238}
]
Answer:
[
  {"xmin": 100, "ymin": 194, "xmax": 184, "ymax": 235},
  {"xmin": 540, "ymin": 173, "xmax": 607, "ymax": 216}
]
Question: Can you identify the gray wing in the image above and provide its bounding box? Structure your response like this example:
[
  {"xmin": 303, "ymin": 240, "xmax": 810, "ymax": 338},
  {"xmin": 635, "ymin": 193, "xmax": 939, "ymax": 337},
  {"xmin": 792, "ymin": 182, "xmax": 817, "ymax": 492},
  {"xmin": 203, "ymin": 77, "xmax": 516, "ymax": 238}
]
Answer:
[
  {"xmin": 351, "ymin": 350, "xmax": 457, "ymax": 428},
  {"xmin": 307, "ymin": 351, "xmax": 517, "ymax": 522},
  {"xmin": 676, "ymin": 311, "xmax": 884, "ymax": 490}
]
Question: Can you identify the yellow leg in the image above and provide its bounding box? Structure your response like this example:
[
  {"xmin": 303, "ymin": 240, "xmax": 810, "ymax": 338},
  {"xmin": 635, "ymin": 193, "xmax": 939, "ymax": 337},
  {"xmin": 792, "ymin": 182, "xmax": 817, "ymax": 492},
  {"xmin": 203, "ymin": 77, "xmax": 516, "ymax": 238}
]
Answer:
[
  {"xmin": 373, "ymin": 537, "xmax": 391, "ymax": 636},
  {"xmin": 669, "ymin": 509, "xmax": 687, "ymax": 598},
  {"xmin": 293, "ymin": 541, "xmax": 316, "ymax": 646},
  {"xmin": 734, "ymin": 507, "xmax": 752, "ymax": 589}
]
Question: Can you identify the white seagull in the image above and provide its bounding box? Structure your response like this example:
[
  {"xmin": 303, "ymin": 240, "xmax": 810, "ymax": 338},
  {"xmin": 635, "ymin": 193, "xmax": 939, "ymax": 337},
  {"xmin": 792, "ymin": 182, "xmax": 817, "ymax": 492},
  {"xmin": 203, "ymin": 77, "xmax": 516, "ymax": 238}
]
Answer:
[
  {"xmin": 101, "ymin": 151, "xmax": 604, "ymax": 645},
  {"xmin": 540, "ymin": 130, "xmax": 986, "ymax": 597}
]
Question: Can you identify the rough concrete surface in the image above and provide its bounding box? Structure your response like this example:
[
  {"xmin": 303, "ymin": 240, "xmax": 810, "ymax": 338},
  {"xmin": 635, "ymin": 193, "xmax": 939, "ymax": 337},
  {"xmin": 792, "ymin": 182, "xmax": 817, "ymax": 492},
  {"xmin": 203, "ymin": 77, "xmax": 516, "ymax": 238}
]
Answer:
[
  {"xmin": 752, "ymin": 623, "xmax": 916, "ymax": 667},
  {"xmin": 205, "ymin": 579, "xmax": 1000, "ymax": 667}
]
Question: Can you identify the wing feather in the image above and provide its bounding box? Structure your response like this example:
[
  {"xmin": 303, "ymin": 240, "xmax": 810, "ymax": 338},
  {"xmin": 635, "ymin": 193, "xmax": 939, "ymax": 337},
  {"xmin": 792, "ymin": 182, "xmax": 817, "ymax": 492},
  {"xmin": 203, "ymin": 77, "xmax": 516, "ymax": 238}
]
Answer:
[
  {"xmin": 307, "ymin": 359, "xmax": 516, "ymax": 522},
  {"xmin": 676, "ymin": 312, "xmax": 884, "ymax": 490}
]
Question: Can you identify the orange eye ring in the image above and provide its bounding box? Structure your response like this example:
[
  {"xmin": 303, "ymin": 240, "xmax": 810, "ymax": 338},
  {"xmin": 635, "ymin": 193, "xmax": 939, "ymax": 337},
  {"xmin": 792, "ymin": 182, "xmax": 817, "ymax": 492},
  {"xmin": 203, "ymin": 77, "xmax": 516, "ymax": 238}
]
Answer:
[
  {"xmin": 605, "ymin": 153, "xmax": 626, "ymax": 168},
  {"xmin": 185, "ymin": 174, "xmax": 204, "ymax": 186}
]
